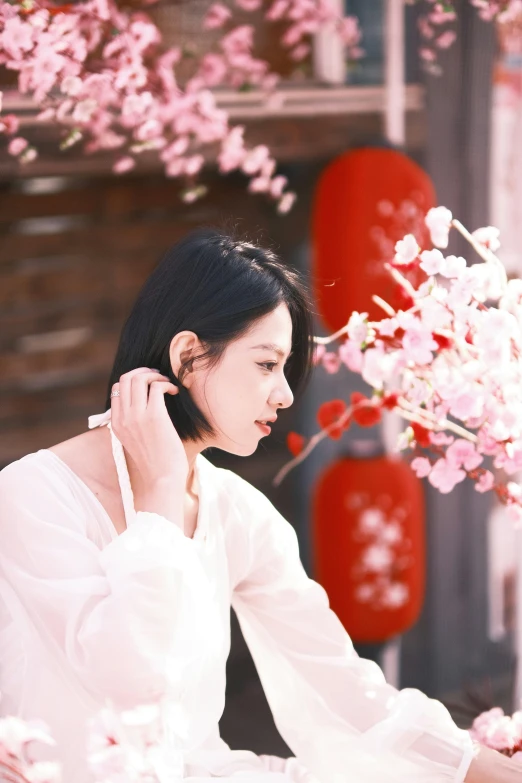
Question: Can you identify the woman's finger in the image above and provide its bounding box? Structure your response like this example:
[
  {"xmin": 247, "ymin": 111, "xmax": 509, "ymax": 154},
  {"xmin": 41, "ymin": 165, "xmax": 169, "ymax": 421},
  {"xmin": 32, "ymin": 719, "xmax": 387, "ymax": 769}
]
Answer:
[
  {"xmin": 118, "ymin": 368, "xmax": 165, "ymax": 413},
  {"xmin": 118, "ymin": 367, "xmax": 151, "ymax": 414},
  {"xmin": 147, "ymin": 380, "xmax": 179, "ymax": 410},
  {"xmin": 131, "ymin": 371, "xmax": 171, "ymax": 411}
]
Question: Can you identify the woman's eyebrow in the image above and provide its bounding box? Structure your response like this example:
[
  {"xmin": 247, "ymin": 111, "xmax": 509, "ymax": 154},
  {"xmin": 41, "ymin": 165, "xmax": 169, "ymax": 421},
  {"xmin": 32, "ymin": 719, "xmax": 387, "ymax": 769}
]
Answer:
[{"xmin": 251, "ymin": 343, "xmax": 293, "ymax": 359}]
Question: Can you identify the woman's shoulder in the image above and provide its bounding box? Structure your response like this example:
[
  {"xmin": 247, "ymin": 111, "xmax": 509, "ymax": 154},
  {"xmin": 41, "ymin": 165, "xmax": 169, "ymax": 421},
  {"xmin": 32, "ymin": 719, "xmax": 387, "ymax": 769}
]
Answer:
[
  {"xmin": 0, "ymin": 450, "xmax": 84, "ymax": 521},
  {"xmin": 0, "ymin": 449, "xmax": 54, "ymax": 487}
]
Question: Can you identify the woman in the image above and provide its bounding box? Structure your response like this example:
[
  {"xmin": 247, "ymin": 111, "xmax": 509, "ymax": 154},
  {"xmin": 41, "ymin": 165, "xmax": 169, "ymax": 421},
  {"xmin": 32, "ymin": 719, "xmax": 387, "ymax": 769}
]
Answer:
[{"xmin": 0, "ymin": 229, "xmax": 518, "ymax": 783}]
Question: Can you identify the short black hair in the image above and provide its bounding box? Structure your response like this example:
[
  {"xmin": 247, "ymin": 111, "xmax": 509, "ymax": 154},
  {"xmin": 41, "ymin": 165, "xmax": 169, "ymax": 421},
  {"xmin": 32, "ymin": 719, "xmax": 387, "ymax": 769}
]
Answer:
[{"xmin": 106, "ymin": 227, "xmax": 315, "ymax": 442}]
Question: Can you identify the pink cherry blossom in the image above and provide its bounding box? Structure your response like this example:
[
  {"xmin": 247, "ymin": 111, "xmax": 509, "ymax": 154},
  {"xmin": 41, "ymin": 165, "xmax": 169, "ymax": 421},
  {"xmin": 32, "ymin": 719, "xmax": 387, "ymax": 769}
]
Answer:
[
  {"xmin": 429, "ymin": 7, "xmax": 457, "ymax": 23},
  {"xmin": 394, "ymin": 233, "xmax": 419, "ymax": 265},
  {"xmin": 362, "ymin": 345, "xmax": 404, "ymax": 390},
  {"xmin": 270, "ymin": 175, "xmax": 287, "ymax": 198},
  {"xmin": 473, "ymin": 225, "xmax": 501, "ymax": 252},
  {"xmin": 204, "ymin": 3, "xmax": 233, "ymax": 29},
  {"xmin": 338, "ymin": 340, "xmax": 363, "ymax": 372},
  {"xmin": 266, "ymin": 1, "xmax": 289, "ymax": 22},
  {"xmin": 475, "ymin": 471, "xmax": 495, "ymax": 493},
  {"xmin": 0, "ymin": 716, "xmax": 55, "ymax": 757},
  {"xmin": 2, "ymin": 15, "xmax": 34, "ymax": 59},
  {"xmin": 236, "ymin": 0, "xmax": 263, "ymax": 10},
  {"xmin": 404, "ymin": 377, "xmax": 432, "ymax": 407},
  {"xmin": 7, "ymin": 136, "xmax": 28, "ymax": 156},
  {"xmin": 430, "ymin": 432, "xmax": 455, "ymax": 446},
  {"xmin": 448, "ymin": 390, "xmax": 485, "ymax": 421},
  {"xmin": 61, "ymin": 75, "xmax": 83, "ymax": 96},
  {"xmin": 441, "ymin": 254, "xmax": 467, "ymax": 279},
  {"xmin": 437, "ymin": 30, "xmax": 457, "ymax": 49},
  {"xmin": 221, "ymin": 24, "xmax": 254, "ymax": 55},
  {"xmin": 419, "ymin": 248, "xmax": 445, "ymax": 276},
  {"xmin": 484, "ymin": 716, "xmax": 519, "ymax": 751},
  {"xmin": 113, "ymin": 155, "xmax": 136, "ymax": 173},
  {"xmin": 420, "ymin": 47, "xmax": 437, "ymax": 62},
  {"xmin": 242, "ymin": 144, "xmax": 270, "ymax": 174},
  {"xmin": 248, "ymin": 175, "xmax": 271, "ymax": 193},
  {"xmin": 218, "ymin": 126, "xmax": 247, "ymax": 172},
  {"xmin": 402, "ymin": 323, "xmax": 438, "ymax": 365},
  {"xmin": 418, "ymin": 17, "xmax": 434, "ymax": 40},
  {"xmin": 418, "ymin": 297, "xmax": 452, "ymax": 330},
  {"xmin": 0, "ymin": 113, "xmax": 19, "ymax": 134},
  {"xmin": 347, "ymin": 311, "xmax": 369, "ymax": 346},
  {"xmin": 277, "ymin": 192, "xmax": 296, "ymax": 214},
  {"xmin": 428, "ymin": 458, "xmax": 466, "ymax": 494},
  {"xmin": 377, "ymin": 318, "xmax": 399, "ymax": 337},
  {"xmin": 411, "ymin": 457, "xmax": 432, "ymax": 478},
  {"xmin": 471, "ymin": 707, "xmax": 505, "ymax": 740},
  {"xmin": 289, "ymin": 42, "xmax": 310, "ymax": 60},
  {"xmin": 425, "ymin": 206, "xmax": 453, "ymax": 248},
  {"xmin": 337, "ymin": 15, "xmax": 362, "ymax": 47},
  {"xmin": 322, "ymin": 352, "xmax": 341, "ymax": 374},
  {"xmin": 21, "ymin": 146, "xmax": 37, "ymax": 163},
  {"xmin": 445, "ymin": 439, "xmax": 483, "ymax": 471}
]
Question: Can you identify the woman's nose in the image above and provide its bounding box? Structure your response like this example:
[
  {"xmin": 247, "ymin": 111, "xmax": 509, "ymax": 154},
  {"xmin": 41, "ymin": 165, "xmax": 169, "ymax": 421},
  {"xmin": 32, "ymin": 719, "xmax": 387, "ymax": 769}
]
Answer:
[{"xmin": 270, "ymin": 376, "xmax": 294, "ymax": 409}]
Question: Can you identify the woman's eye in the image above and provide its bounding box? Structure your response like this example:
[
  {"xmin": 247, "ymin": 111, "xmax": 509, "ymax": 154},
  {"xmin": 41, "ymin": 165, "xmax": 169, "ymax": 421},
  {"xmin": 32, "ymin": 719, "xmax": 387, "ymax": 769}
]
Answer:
[{"xmin": 258, "ymin": 362, "xmax": 277, "ymax": 372}]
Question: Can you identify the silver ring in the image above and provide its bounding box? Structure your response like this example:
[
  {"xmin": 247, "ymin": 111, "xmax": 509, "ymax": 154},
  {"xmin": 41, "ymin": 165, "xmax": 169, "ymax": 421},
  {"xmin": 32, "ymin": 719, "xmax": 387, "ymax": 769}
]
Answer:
[{"xmin": 110, "ymin": 390, "xmax": 120, "ymax": 398}]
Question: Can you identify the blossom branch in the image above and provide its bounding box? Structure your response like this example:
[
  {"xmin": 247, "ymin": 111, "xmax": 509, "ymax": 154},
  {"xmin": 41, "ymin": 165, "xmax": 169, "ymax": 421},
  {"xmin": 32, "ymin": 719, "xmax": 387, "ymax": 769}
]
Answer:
[
  {"xmin": 395, "ymin": 400, "xmax": 479, "ymax": 444},
  {"xmin": 0, "ymin": 0, "xmax": 362, "ymax": 210},
  {"xmin": 281, "ymin": 205, "xmax": 522, "ymax": 516},
  {"xmin": 452, "ymin": 218, "xmax": 508, "ymax": 288},
  {"xmin": 372, "ymin": 295, "xmax": 396, "ymax": 317}
]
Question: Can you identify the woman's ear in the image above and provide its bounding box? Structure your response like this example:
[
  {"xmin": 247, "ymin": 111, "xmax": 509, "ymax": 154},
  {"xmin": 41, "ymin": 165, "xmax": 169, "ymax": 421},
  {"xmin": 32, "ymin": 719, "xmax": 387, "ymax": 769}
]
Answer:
[{"xmin": 169, "ymin": 331, "xmax": 200, "ymax": 389}]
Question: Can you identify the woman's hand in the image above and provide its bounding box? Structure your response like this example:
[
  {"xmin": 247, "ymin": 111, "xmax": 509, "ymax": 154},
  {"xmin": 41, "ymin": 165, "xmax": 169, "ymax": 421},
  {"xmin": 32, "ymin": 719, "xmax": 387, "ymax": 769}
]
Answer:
[
  {"xmin": 465, "ymin": 744, "xmax": 522, "ymax": 783},
  {"xmin": 110, "ymin": 368, "xmax": 189, "ymax": 525}
]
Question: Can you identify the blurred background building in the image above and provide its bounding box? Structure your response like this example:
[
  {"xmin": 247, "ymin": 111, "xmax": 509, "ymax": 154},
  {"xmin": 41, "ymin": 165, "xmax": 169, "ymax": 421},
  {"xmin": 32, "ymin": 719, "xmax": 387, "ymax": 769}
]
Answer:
[{"xmin": 0, "ymin": 0, "xmax": 516, "ymax": 756}]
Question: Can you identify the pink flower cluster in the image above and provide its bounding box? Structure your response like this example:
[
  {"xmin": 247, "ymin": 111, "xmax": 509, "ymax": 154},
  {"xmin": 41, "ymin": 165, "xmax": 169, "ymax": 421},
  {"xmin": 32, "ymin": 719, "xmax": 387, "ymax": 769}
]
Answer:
[
  {"xmin": 0, "ymin": 714, "xmax": 60, "ymax": 783},
  {"xmin": 0, "ymin": 702, "xmax": 188, "ymax": 783},
  {"xmin": 282, "ymin": 205, "xmax": 522, "ymax": 523},
  {"xmin": 265, "ymin": 0, "xmax": 363, "ymax": 63},
  {"xmin": 470, "ymin": 0, "xmax": 522, "ymax": 22},
  {"xmin": 414, "ymin": 0, "xmax": 522, "ymax": 72},
  {"xmin": 0, "ymin": 0, "xmax": 361, "ymax": 210},
  {"xmin": 470, "ymin": 707, "xmax": 522, "ymax": 758},
  {"xmin": 415, "ymin": 0, "xmax": 457, "ymax": 70}
]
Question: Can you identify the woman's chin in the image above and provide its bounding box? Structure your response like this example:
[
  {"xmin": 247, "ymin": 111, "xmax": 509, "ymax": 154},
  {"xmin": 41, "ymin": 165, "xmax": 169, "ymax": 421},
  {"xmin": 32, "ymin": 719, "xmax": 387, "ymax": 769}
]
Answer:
[{"xmin": 217, "ymin": 437, "xmax": 259, "ymax": 457}]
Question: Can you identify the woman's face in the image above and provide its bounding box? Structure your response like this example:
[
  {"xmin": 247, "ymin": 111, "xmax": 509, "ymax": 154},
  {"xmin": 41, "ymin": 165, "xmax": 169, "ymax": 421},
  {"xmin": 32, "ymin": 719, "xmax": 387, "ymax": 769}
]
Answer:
[{"xmin": 191, "ymin": 303, "xmax": 295, "ymax": 456}]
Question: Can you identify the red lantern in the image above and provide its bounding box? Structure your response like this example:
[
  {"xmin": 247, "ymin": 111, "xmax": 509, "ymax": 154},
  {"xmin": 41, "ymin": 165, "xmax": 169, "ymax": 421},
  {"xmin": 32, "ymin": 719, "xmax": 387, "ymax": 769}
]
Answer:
[
  {"xmin": 311, "ymin": 147, "xmax": 437, "ymax": 333},
  {"xmin": 311, "ymin": 456, "xmax": 425, "ymax": 643}
]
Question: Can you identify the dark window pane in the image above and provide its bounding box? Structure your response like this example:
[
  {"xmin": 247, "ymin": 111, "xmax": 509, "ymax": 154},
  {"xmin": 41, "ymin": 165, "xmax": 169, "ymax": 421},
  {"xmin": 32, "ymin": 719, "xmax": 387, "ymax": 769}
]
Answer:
[{"xmin": 344, "ymin": 1, "xmax": 420, "ymax": 85}]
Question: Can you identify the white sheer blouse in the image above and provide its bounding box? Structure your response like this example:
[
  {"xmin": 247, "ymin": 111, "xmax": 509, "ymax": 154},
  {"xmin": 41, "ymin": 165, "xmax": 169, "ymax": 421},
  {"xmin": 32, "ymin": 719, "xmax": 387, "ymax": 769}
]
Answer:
[{"xmin": 0, "ymin": 411, "xmax": 475, "ymax": 783}]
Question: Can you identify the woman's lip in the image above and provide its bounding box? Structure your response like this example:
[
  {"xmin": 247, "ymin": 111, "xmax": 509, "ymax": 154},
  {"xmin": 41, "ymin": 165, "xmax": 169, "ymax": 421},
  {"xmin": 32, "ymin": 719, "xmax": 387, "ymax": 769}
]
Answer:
[{"xmin": 255, "ymin": 421, "xmax": 271, "ymax": 435}]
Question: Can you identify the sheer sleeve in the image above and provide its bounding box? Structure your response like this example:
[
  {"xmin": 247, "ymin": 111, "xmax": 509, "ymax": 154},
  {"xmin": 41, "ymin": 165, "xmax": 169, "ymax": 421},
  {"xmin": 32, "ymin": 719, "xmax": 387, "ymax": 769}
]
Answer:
[
  {"xmin": 229, "ymin": 476, "xmax": 475, "ymax": 783},
  {"xmin": 0, "ymin": 458, "xmax": 220, "ymax": 711}
]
